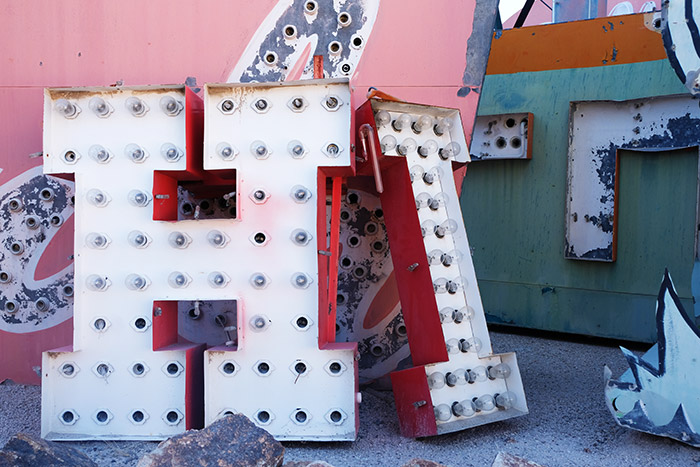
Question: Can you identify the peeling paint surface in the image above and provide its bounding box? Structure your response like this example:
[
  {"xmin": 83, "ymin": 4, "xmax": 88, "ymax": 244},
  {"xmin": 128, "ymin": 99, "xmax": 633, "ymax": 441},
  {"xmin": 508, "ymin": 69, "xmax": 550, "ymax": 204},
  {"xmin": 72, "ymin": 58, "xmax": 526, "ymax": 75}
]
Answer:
[
  {"xmin": 333, "ymin": 186, "xmax": 410, "ymax": 383},
  {"xmin": 566, "ymin": 94, "xmax": 700, "ymax": 260},
  {"xmin": 227, "ymin": 0, "xmax": 379, "ymax": 83},
  {"xmin": 0, "ymin": 166, "xmax": 74, "ymax": 332}
]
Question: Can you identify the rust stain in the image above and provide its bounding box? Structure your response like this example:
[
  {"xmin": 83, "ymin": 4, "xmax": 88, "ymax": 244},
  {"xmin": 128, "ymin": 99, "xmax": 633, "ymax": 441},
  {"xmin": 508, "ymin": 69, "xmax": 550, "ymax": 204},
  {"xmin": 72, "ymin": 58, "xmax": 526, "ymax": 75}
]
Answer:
[
  {"xmin": 131, "ymin": 87, "xmax": 184, "ymax": 95},
  {"xmin": 486, "ymin": 13, "xmax": 666, "ymax": 75},
  {"xmin": 207, "ymin": 351, "xmax": 225, "ymax": 363},
  {"xmin": 206, "ymin": 85, "xmax": 235, "ymax": 97},
  {"xmin": 48, "ymin": 86, "xmax": 184, "ymax": 100}
]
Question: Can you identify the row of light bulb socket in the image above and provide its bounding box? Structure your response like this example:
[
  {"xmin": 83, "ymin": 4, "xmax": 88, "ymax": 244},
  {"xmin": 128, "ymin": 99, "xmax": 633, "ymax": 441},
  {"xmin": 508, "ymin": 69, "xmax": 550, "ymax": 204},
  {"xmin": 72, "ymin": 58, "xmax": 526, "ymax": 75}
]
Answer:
[
  {"xmin": 433, "ymin": 276, "xmax": 468, "ymax": 295},
  {"xmin": 215, "ymin": 140, "xmax": 342, "ymax": 162},
  {"xmin": 54, "ymin": 96, "xmax": 183, "ymax": 120},
  {"xmin": 8, "ymin": 185, "xmax": 58, "ymax": 210},
  {"xmin": 83, "ymin": 185, "xmax": 312, "ymax": 209},
  {"xmin": 84, "ymin": 228, "xmax": 312, "ymax": 251},
  {"xmin": 445, "ymin": 337, "xmax": 481, "ymax": 354},
  {"xmin": 415, "ymin": 191, "xmax": 449, "ymax": 212},
  {"xmin": 428, "ymin": 363, "xmax": 511, "ymax": 390},
  {"xmin": 411, "ymin": 165, "xmax": 443, "ymax": 185},
  {"xmin": 218, "ymin": 93, "xmax": 343, "ymax": 116},
  {"xmin": 61, "ymin": 142, "xmax": 183, "ymax": 165},
  {"xmin": 250, "ymin": 406, "xmax": 347, "ymax": 428},
  {"xmin": 297, "ymin": 1, "xmax": 354, "ymax": 23},
  {"xmin": 428, "ymin": 249, "xmax": 462, "ymax": 268},
  {"xmin": 434, "ymin": 391, "xmax": 518, "ymax": 421},
  {"xmin": 438, "ymin": 306, "xmax": 475, "ymax": 324},
  {"xmin": 60, "ymin": 360, "xmax": 182, "ymax": 379},
  {"xmin": 421, "ymin": 219, "xmax": 458, "ymax": 238},
  {"xmin": 2, "ymin": 295, "xmax": 66, "ymax": 314},
  {"xmin": 84, "ymin": 270, "xmax": 312, "ymax": 291},
  {"xmin": 279, "ymin": 11, "xmax": 358, "ymax": 41},
  {"xmin": 374, "ymin": 110, "xmax": 461, "ymax": 158},
  {"xmin": 266, "ymin": 37, "xmax": 359, "ymax": 65},
  {"xmin": 380, "ymin": 136, "xmax": 461, "ymax": 160},
  {"xmin": 56, "ymin": 407, "xmax": 183, "ymax": 427}
]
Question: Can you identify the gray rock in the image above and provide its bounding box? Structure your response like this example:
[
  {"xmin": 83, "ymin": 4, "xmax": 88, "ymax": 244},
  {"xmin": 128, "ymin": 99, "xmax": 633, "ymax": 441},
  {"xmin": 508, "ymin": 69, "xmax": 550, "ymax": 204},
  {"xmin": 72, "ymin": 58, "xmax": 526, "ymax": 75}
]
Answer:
[
  {"xmin": 401, "ymin": 460, "xmax": 447, "ymax": 467},
  {"xmin": 0, "ymin": 432, "xmax": 97, "ymax": 467},
  {"xmin": 137, "ymin": 413, "xmax": 284, "ymax": 467},
  {"xmin": 492, "ymin": 452, "xmax": 545, "ymax": 467}
]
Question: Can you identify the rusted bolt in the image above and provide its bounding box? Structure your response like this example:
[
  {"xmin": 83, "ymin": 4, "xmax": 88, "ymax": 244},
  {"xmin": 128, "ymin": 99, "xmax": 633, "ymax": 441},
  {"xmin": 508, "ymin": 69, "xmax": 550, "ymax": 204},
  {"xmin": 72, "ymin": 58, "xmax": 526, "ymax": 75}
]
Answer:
[{"xmin": 407, "ymin": 263, "xmax": 419, "ymax": 271}]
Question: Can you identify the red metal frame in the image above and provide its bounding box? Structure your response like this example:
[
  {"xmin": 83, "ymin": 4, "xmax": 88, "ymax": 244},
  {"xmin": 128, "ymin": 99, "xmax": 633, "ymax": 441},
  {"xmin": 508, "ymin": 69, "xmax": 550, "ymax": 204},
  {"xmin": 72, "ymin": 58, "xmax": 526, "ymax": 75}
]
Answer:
[
  {"xmin": 355, "ymin": 100, "xmax": 448, "ymax": 366},
  {"xmin": 390, "ymin": 366, "xmax": 437, "ymax": 438},
  {"xmin": 355, "ymin": 98, "xmax": 458, "ymax": 437}
]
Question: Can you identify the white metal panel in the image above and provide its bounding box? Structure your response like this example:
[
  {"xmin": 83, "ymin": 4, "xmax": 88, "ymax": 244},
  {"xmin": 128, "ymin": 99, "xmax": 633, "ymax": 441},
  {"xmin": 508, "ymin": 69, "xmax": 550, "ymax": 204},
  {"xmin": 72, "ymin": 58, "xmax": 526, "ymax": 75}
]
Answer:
[
  {"xmin": 203, "ymin": 79, "xmax": 359, "ymax": 441},
  {"xmin": 41, "ymin": 86, "xmax": 203, "ymax": 440},
  {"xmin": 371, "ymin": 101, "xmax": 528, "ymax": 433},
  {"xmin": 470, "ymin": 113, "xmax": 530, "ymax": 161}
]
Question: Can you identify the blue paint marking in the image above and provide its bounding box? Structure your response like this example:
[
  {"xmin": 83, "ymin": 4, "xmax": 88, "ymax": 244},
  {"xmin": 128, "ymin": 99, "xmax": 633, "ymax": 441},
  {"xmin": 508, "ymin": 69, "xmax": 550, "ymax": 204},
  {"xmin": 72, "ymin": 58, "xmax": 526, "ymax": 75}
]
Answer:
[
  {"xmin": 457, "ymin": 87, "xmax": 471, "ymax": 97},
  {"xmin": 662, "ymin": 18, "xmax": 687, "ymax": 84},
  {"xmin": 236, "ymin": 0, "xmax": 367, "ymax": 83}
]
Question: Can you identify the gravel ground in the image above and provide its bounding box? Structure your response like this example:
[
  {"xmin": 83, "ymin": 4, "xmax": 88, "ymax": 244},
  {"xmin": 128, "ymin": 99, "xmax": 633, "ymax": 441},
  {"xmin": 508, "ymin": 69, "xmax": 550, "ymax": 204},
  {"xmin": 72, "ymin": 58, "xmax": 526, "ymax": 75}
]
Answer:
[{"xmin": 2, "ymin": 330, "xmax": 698, "ymax": 466}]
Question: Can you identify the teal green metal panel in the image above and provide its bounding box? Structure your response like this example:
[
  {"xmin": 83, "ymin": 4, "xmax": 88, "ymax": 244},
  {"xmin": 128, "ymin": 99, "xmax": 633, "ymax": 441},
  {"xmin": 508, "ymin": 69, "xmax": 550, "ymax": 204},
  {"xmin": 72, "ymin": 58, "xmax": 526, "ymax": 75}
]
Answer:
[{"xmin": 465, "ymin": 60, "xmax": 696, "ymax": 342}]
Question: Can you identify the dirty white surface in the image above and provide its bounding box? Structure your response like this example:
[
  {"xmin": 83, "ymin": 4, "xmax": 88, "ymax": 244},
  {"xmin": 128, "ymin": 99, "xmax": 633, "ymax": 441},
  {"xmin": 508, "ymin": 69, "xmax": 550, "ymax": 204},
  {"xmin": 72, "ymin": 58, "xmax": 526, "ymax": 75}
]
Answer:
[{"xmin": 2, "ymin": 331, "xmax": 699, "ymax": 466}]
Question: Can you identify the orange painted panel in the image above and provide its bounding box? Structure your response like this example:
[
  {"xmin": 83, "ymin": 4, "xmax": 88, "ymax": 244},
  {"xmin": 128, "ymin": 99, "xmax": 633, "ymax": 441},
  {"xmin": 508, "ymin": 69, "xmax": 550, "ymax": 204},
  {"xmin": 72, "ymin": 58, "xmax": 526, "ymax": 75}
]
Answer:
[{"xmin": 486, "ymin": 12, "xmax": 667, "ymax": 75}]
